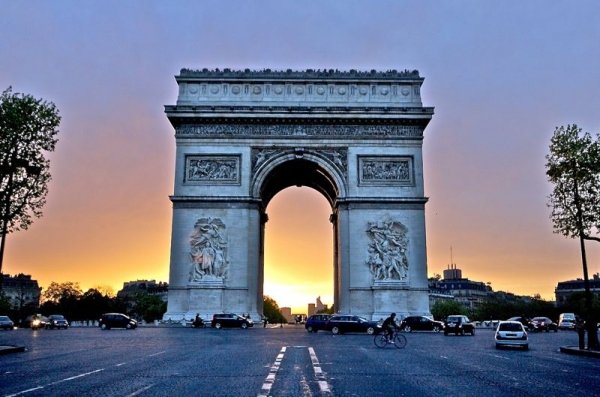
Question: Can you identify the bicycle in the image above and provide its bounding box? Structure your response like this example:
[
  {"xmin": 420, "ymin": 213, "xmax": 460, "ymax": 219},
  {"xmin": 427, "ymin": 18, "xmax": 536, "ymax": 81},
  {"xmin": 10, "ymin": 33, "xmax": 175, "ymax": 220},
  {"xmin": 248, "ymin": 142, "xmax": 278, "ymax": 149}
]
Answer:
[{"xmin": 374, "ymin": 330, "xmax": 407, "ymax": 349}]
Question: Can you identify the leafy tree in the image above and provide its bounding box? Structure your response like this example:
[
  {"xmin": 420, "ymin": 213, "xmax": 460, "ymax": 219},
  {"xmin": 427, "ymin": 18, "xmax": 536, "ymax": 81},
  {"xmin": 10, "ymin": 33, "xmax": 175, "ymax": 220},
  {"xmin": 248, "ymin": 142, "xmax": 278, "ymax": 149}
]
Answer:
[
  {"xmin": 0, "ymin": 87, "xmax": 60, "ymax": 280},
  {"xmin": 130, "ymin": 292, "xmax": 167, "ymax": 323},
  {"xmin": 430, "ymin": 300, "xmax": 467, "ymax": 321},
  {"xmin": 546, "ymin": 124, "xmax": 600, "ymax": 349},
  {"xmin": 42, "ymin": 281, "xmax": 83, "ymax": 303},
  {"xmin": 263, "ymin": 295, "xmax": 286, "ymax": 324}
]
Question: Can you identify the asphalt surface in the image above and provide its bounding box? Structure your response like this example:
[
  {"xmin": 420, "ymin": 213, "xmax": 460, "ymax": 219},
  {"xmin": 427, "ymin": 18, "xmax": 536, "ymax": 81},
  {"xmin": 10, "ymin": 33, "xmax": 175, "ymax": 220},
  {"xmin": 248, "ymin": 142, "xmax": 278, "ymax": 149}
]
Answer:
[{"xmin": 1, "ymin": 325, "xmax": 599, "ymax": 396}]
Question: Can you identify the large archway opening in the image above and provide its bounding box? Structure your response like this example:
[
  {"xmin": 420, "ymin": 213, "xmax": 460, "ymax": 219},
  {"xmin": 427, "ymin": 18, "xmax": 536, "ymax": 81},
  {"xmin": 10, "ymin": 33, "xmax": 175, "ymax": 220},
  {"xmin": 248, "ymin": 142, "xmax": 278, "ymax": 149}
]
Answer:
[{"xmin": 264, "ymin": 186, "xmax": 333, "ymax": 315}]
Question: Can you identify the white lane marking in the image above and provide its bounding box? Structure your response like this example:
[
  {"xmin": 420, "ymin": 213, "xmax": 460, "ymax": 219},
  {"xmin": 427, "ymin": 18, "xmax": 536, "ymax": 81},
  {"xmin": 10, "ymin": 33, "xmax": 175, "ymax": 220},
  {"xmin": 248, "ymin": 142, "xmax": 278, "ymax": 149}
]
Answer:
[
  {"xmin": 125, "ymin": 384, "xmax": 155, "ymax": 397},
  {"xmin": 6, "ymin": 386, "xmax": 44, "ymax": 397},
  {"xmin": 308, "ymin": 347, "xmax": 332, "ymax": 396},
  {"xmin": 6, "ymin": 369, "xmax": 105, "ymax": 396},
  {"xmin": 148, "ymin": 351, "xmax": 166, "ymax": 357},
  {"xmin": 51, "ymin": 369, "xmax": 104, "ymax": 384},
  {"xmin": 116, "ymin": 362, "xmax": 127, "ymax": 367},
  {"xmin": 257, "ymin": 346, "xmax": 287, "ymax": 397}
]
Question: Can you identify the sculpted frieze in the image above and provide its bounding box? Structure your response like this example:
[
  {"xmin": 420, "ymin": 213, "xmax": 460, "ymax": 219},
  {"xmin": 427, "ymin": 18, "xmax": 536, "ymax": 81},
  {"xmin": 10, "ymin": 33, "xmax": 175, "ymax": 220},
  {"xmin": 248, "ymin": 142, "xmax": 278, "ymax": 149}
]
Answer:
[
  {"xmin": 177, "ymin": 124, "xmax": 422, "ymax": 138},
  {"xmin": 359, "ymin": 156, "xmax": 413, "ymax": 186},
  {"xmin": 189, "ymin": 218, "xmax": 229, "ymax": 283},
  {"xmin": 185, "ymin": 155, "xmax": 240, "ymax": 185},
  {"xmin": 366, "ymin": 219, "xmax": 409, "ymax": 283},
  {"xmin": 251, "ymin": 147, "xmax": 348, "ymax": 177}
]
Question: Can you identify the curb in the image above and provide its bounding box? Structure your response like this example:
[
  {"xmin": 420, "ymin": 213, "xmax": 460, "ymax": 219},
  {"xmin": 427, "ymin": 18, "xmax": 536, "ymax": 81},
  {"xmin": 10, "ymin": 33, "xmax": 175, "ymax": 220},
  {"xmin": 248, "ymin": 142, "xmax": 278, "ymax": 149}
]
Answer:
[
  {"xmin": 560, "ymin": 345, "xmax": 600, "ymax": 358},
  {"xmin": 0, "ymin": 345, "xmax": 26, "ymax": 355}
]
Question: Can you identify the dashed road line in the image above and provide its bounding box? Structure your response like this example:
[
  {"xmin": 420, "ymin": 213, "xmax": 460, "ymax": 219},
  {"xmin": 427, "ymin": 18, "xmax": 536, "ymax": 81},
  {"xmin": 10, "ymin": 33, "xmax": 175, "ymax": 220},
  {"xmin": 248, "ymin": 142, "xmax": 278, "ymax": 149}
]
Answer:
[
  {"xmin": 125, "ymin": 384, "xmax": 155, "ymax": 397},
  {"xmin": 308, "ymin": 347, "xmax": 332, "ymax": 396},
  {"xmin": 257, "ymin": 346, "xmax": 287, "ymax": 397}
]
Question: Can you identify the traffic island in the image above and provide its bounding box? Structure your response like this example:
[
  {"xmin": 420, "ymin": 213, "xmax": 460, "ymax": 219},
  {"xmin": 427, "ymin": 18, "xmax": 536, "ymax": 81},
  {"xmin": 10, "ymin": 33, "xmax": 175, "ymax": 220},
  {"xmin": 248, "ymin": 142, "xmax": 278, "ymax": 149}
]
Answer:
[
  {"xmin": 560, "ymin": 345, "xmax": 600, "ymax": 358},
  {"xmin": 0, "ymin": 345, "xmax": 26, "ymax": 355}
]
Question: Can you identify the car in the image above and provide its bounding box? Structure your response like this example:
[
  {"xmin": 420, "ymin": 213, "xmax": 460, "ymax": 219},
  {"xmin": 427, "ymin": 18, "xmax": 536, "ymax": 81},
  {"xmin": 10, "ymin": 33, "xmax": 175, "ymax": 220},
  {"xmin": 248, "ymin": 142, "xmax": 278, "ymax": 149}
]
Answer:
[
  {"xmin": 98, "ymin": 313, "xmax": 137, "ymax": 330},
  {"xmin": 495, "ymin": 321, "xmax": 528, "ymax": 350},
  {"xmin": 507, "ymin": 316, "xmax": 530, "ymax": 331},
  {"xmin": 558, "ymin": 313, "xmax": 576, "ymax": 330},
  {"xmin": 0, "ymin": 315, "xmax": 15, "ymax": 330},
  {"xmin": 528, "ymin": 316, "xmax": 558, "ymax": 332},
  {"xmin": 23, "ymin": 314, "xmax": 49, "ymax": 330},
  {"xmin": 326, "ymin": 315, "xmax": 381, "ymax": 335},
  {"xmin": 211, "ymin": 313, "xmax": 253, "ymax": 329},
  {"xmin": 46, "ymin": 314, "xmax": 69, "ymax": 329},
  {"xmin": 305, "ymin": 314, "xmax": 331, "ymax": 333},
  {"xmin": 444, "ymin": 315, "xmax": 475, "ymax": 336},
  {"xmin": 400, "ymin": 315, "xmax": 444, "ymax": 332}
]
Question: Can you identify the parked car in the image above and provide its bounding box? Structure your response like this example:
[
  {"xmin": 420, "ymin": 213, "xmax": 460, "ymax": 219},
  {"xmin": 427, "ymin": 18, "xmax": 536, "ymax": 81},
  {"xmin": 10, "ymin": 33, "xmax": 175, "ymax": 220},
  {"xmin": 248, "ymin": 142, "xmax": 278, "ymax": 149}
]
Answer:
[
  {"xmin": 0, "ymin": 315, "xmax": 14, "ymax": 330},
  {"xmin": 98, "ymin": 313, "xmax": 137, "ymax": 330},
  {"xmin": 528, "ymin": 316, "xmax": 558, "ymax": 332},
  {"xmin": 495, "ymin": 321, "xmax": 528, "ymax": 350},
  {"xmin": 23, "ymin": 314, "xmax": 49, "ymax": 330},
  {"xmin": 305, "ymin": 314, "xmax": 331, "ymax": 333},
  {"xmin": 211, "ymin": 313, "xmax": 253, "ymax": 329},
  {"xmin": 326, "ymin": 315, "xmax": 381, "ymax": 335},
  {"xmin": 444, "ymin": 315, "xmax": 475, "ymax": 336},
  {"xmin": 46, "ymin": 314, "xmax": 69, "ymax": 329},
  {"xmin": 558, "ymin": 313, "xmax": 576, "ymax": 330},
  {"xmin": 400, "ymin": 315, "xmax": 444, "ymax": 332},
  {"xmin": 507, "ymin": 316, "xmax": 531, "ymax": 331}
]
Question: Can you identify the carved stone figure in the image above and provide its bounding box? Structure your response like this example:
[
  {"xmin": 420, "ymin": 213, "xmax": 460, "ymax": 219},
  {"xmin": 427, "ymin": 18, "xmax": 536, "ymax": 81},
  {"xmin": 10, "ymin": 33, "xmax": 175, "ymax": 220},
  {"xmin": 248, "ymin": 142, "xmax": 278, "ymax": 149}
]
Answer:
[
  {"xmin": 189, "ymin": 218, "xmax": 228, "ymax": 282},
  {"xmin": 366, "ymin": 219, "xmax": 409, "ymax": 282},
  {"xmin": 186, "ymin": 156, "xmax": 239, "ymax": 183}
]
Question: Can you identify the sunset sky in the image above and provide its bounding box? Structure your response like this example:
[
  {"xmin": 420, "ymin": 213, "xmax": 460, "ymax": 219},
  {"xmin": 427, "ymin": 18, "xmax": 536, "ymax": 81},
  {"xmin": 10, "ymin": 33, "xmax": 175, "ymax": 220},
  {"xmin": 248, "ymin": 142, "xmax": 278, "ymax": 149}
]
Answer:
[{"xmin": 1, "ymin": 1, "xmax": 599, "ymax": 314}]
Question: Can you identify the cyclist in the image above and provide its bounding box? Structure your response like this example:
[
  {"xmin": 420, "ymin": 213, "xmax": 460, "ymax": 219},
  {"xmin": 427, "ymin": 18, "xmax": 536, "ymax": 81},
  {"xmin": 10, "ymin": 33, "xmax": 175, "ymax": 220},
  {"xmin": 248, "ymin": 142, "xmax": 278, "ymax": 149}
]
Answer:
[{"xmin": 382, "ymin": 312, "xmax": 400, "ymax": 342}]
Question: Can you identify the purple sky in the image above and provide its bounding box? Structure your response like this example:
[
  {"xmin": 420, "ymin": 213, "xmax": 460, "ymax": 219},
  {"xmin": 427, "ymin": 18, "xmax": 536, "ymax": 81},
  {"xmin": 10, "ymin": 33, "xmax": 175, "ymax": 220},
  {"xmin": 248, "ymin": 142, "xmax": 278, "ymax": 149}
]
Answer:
[{"xmin": 1, "ymin": 1, "xmax": 599, "ymax": 303}]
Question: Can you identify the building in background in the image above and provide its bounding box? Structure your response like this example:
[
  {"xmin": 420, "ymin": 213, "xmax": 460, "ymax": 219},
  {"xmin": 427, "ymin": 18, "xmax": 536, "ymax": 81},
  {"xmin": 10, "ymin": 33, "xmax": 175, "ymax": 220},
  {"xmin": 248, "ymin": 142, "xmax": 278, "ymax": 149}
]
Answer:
[
  {"xmin": 555, "ymin": 273, "xmax": 600, "ymax": 305},
  {"xmin": 1, "ymin": 273, "xmax": 41, "ymax": 311},
  {"xmin": 428, "ymin": 265, "xmax": 491, "ymax": 311},
  {"xmin": 280, "ymin": 307, "xmax": 293, "ymax": 323},
  {"xmin": 117, "ymin": 280, "xmax": 169, "ymax": 302}
]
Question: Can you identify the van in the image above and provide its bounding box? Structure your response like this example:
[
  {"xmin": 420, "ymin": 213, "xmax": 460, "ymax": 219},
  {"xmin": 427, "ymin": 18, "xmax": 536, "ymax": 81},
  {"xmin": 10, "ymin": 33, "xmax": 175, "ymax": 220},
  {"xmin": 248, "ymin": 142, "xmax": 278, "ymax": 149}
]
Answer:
[{"xmin": 558, "ymin": 313, "xmax": 576, "ymax": 330}]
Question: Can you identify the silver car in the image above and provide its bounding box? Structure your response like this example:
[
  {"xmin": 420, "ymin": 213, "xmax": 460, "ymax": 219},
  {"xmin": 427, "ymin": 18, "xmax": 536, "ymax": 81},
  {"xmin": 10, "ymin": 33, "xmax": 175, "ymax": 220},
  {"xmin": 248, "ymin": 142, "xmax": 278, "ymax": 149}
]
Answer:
[
  {"xmin": 495, "ymin": 321, "xmax": 528, "ymax": 350},
  {"xmin": 0, "ymin": 315, "xmax": 15, "ymax": 330}
]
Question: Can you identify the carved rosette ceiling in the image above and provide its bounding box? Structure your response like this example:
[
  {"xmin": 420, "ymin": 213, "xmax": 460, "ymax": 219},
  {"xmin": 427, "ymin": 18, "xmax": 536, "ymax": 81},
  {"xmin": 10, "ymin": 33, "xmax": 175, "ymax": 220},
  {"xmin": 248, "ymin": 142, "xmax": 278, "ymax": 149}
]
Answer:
[
  {"xmin": 366, "ymin": 219, "xmax": 409, "ymax": 283},
  {"xmin": 189, "ymin": 218, "xmax": 229, "ymax": 283}
]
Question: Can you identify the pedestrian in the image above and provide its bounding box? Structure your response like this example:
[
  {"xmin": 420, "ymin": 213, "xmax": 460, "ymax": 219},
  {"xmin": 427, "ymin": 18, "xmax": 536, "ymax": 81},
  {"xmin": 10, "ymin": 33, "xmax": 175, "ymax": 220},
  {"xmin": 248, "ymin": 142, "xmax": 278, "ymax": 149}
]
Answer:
[{"xmin": 575, "ymin": 315, "xmax": 586, "ymax": 350}]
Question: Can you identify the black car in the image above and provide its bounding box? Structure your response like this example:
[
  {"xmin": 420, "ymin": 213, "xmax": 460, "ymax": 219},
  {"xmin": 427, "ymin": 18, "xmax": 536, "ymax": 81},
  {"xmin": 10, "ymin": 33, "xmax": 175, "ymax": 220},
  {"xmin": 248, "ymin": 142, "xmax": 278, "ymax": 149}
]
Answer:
[
  {"xmin": 211, "ymin": 313, "xmax": 253, "ymax": 329},
  {"xmin": 326, "ymin": 315, "xmax": 381, "ymax": 335},
  {"xmin": 46, "ymin": 314, "xmax": 69, "ymax": 329},
  {"xmin": 528, "ymin": 316, "xmax": 558, "ymax": 332},
  {"xmin": 99, "ymin": 313, "xmax": 137, "ymax": 330},
  {"xmin": 24, "ymin": 314, "xmax": 49, "ymax": 330},
  {"xmin": 400, "ymin": 315, "xmax": 444, "ymax": 332},
  {"xmin": 444, "ymin": 315, "xmax": 475, "ymax": 336},
  {"xmin": 305, "ymin": 314, "xmax": 331, "ymax": 333}
]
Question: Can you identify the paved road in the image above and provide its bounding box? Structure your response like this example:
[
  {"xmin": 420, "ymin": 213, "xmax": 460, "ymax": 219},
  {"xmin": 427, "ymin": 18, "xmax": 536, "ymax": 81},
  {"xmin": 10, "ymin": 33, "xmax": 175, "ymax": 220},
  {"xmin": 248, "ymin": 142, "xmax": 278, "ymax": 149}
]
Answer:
[{"xmin": 1, "ymin": 325, "xmax": 599, "ymax": 396}]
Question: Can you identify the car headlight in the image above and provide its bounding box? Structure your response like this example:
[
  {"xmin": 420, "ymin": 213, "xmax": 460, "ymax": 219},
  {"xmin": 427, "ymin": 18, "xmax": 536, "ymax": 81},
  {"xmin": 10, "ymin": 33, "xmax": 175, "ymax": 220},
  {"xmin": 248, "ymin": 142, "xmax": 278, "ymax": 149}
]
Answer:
[{"xmin": 32, "ymin": 319, "xmax": 40, "ymax": 326}]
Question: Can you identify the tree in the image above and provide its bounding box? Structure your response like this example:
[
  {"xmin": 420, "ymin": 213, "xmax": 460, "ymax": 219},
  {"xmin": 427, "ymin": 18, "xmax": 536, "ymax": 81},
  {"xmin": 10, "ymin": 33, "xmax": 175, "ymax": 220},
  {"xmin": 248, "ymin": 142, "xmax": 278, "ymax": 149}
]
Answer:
[
  {"xmin": 430, "ymin": 300, "xmax": 467, "ymax": 321},
  {"xmin": 263, "ymin": 295, "xmax": 286, "ymax": 324},
  {"xmin": 0, "ymin": 87, "xmax": 60, "ymax": 284},
  {"xmin": 546, "ymin": 124, "xmax": 600, "ymax": 349},
  {"xmin": 42, "ymin": 281, "xmax": 83, "ymax": 303}
]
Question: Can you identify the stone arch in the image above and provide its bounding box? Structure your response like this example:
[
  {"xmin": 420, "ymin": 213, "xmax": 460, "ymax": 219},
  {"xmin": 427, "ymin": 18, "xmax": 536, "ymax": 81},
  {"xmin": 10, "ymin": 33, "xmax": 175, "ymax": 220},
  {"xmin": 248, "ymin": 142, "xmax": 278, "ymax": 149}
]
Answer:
[
  {"xmin": 162, "ymin": 68, "xmax": 434, "ymax": 321},
  {"xmin": 251, "ymin": 150, "xmax": 347, "ymax": 207}
]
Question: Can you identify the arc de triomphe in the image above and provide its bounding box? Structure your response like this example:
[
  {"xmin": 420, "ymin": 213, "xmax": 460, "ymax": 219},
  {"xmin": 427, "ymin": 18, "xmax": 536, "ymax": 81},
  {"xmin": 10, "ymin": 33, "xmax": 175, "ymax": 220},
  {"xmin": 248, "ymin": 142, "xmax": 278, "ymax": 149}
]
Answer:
[{"xmin": 163, "ymin": 69, "xmax": 434, "ymax": 321}]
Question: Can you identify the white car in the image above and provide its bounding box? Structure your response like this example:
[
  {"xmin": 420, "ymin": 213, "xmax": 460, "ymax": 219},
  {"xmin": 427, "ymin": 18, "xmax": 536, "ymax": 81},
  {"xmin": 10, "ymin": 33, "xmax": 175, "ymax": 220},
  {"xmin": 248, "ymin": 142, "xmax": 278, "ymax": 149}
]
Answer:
[{"xmin": 495, "ymin": 321, "xmax": 528, "ymax": 350}]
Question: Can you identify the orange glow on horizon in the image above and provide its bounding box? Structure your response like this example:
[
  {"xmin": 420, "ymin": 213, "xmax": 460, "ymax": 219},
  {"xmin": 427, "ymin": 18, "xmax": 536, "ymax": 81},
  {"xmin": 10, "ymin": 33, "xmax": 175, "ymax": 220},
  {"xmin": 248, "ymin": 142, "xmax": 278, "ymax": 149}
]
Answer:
[{"xmin": 264, "ymin": 187, "xmax": 334, "ymax": 314}]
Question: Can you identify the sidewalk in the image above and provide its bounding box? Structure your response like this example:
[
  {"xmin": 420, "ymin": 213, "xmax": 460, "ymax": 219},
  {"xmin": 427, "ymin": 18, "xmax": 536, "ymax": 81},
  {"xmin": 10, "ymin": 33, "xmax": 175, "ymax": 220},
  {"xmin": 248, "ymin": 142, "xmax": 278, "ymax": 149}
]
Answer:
[{"xmin": 560, "ymin": 345, "xmax": 600, "ymax": 358}]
